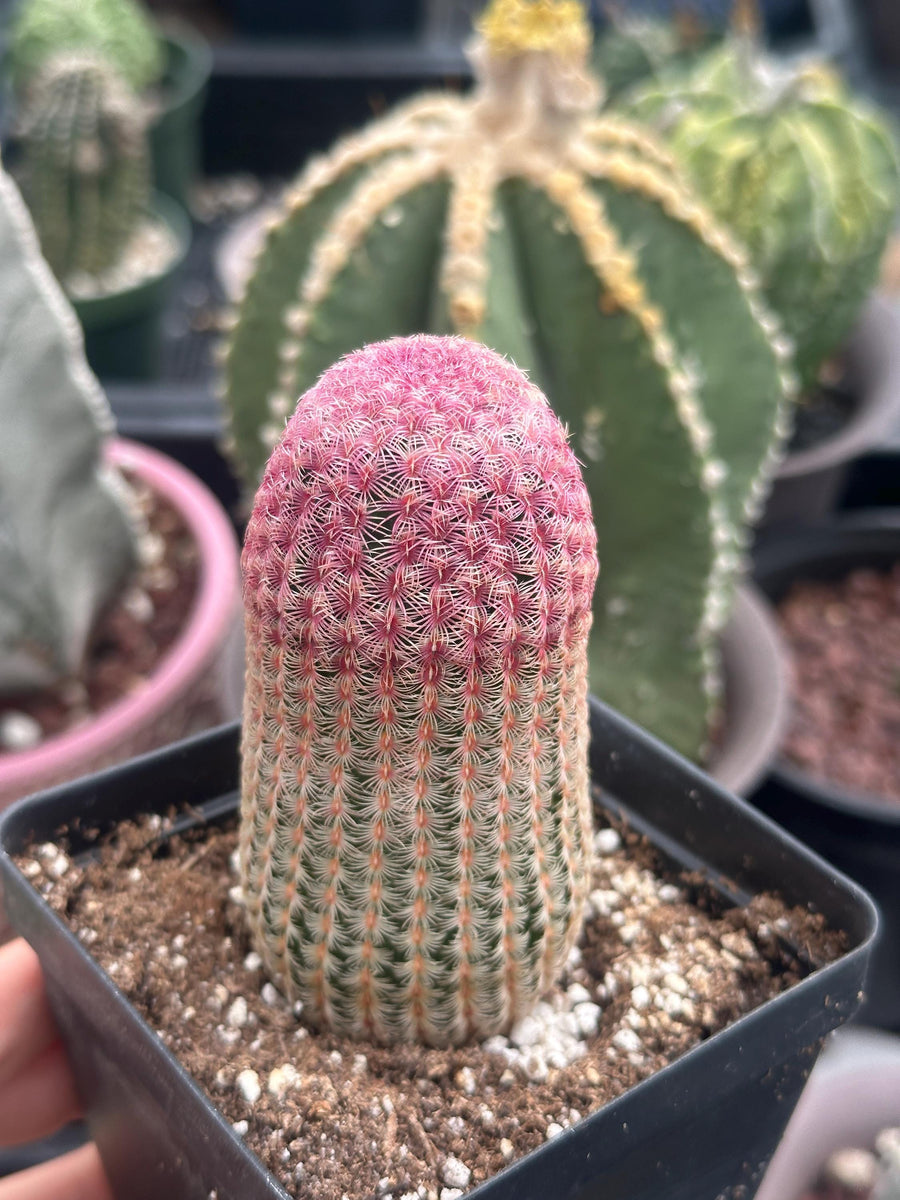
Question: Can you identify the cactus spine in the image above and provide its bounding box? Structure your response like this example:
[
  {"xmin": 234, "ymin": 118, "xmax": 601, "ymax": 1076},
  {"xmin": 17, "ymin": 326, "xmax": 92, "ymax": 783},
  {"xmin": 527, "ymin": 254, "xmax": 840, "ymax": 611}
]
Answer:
[
  {"xmin": 240, "ymin": 335, "xmax": 598, "ymax": 1046},
  {"xmin": 9, "ymin": 0, "xmax": 164, "ymax": 96},
  {"xmin": 17, "ymin": 52, "xmax": 150, "ymax": 284},
  {"xmin": 626, "ymin": 38, "xmax": 900, "ymax": 386},
  {"xmin": 225, "ymin": 0, "xmax": 794, "ymax": 761}
]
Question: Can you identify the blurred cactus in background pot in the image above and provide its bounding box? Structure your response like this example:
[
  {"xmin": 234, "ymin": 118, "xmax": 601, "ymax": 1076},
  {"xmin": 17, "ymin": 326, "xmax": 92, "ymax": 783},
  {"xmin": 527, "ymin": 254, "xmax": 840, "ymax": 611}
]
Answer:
[
  {"xmin": 225, "ymin": 0, "xmax": 794, "ymax": 761},
  {"xmin": 7, "ymin": 0, "xmax": 164, "ymax": 96},
  {"xmin": 0, "ymin": 154, "xmax": 138, "ymax": 697},
  {"xmin": 625, "ymin": 7, "xmax": 900, "ymax": 388},
  {"xmin": 593, "ymin": 6, "xmax": 715, "ymax": 102},
  {"xmin": 240, "ymin": 335, "xmax": 598, "ymax": 1046},
  {"xmin": 16, "ymin": 51, "xmax": 150, "ymax": 286}
]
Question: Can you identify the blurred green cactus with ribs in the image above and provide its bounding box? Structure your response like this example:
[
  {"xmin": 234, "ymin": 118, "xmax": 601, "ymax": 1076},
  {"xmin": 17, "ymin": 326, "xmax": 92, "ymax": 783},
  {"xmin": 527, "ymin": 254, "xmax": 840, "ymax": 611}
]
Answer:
[
  {"xmin": 240, "ymin": 335, "xmax": 598, "ymax": 1045},
  {"xmin": 224, "ymin": 0, "xmax": 795, "ymax": 762},
  {"xmin": 8, "ymin": 0, "xmax": 164, "ymax": 95},
  {"xmin": 626, "ymin": 21, "xmax": 900, "ymax": 387},
  {"xmin": 16, "ymin": 51, "xmax": 150, "ymax": 284}
]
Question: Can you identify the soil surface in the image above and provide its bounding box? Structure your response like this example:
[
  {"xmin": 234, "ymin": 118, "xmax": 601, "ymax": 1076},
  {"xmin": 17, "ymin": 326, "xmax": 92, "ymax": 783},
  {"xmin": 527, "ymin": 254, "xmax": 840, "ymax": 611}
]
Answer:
[
  {"xmin": 778, "ymin": 565, "xmax": 900, "ymax": 803},
  {"xmin": 23, "ymin": 805, "xmax": 844, "ymax": 1200},
  {"xmin": 0, "ymin": 478, "xmax": 199, "ymax": 752}
]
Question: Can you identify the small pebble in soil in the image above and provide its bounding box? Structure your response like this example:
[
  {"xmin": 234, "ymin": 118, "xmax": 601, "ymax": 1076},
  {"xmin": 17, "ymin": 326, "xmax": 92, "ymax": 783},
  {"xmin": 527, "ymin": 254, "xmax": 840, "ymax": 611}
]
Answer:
[
  {"xmin": 236, "ymin": 1069, "xmax": 261, "ymax": 1104},
  {"xmin": 122, "ymin": 588, "xmax": 155, "ymax": 624},
  {"xmin": 0, "ymin": 711, "xmax": 42, "ymax": 751},
  {"xmin": 440, "ymin": 1159, "xmax": 471, "ymax": 1190},
  {"xmin": 822, "ymin": 1147, "xmax": 879, "ymax": 1192}
]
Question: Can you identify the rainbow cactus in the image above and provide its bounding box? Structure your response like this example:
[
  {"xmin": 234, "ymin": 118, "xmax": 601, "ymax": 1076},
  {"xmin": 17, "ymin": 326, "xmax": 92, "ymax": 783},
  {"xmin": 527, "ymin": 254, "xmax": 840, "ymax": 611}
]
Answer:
[
  {"xmin": 225, "ymin": 0, "xmax": 794, "ymax": 761},
  {"xmin": 8, "ymin": 0, "xmax": 164, "ymax": 96},
  {"xmin": 626, "ymin": 32, "xmax": 900, "ymax": 386},
  {"xmin": 17, "ymin": 52, "xmax": 150, "ymax": 284},
  {"xmin": 240, "ymin": 335, "xmax": 598, "ymax": 1046}
]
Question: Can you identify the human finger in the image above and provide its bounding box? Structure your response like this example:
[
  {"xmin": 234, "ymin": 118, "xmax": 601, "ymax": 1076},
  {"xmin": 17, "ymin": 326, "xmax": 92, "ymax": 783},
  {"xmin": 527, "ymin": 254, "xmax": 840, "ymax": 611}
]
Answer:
[
  {"xmin": 0, "ymin": 1042, "xmax": 82, "ymax": 1147},
  {"xmin": 0, "ymin": 941, "xmax": 58, "ymax": 1087},
  {"xmin": 0, "ymin": 1142, "xmax": 113, "ymax": 1200}
]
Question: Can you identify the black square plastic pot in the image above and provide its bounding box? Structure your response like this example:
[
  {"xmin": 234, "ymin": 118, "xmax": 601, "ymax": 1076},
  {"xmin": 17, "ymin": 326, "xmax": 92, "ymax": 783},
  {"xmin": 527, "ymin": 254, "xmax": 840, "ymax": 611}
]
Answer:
[
  {"xmin": 752, "ymin": 510, "xmax": 900, "ymax": 1030},
  {"xmin": 0, "ymin": 700, "xmax": 878, "ymax": 1200}
]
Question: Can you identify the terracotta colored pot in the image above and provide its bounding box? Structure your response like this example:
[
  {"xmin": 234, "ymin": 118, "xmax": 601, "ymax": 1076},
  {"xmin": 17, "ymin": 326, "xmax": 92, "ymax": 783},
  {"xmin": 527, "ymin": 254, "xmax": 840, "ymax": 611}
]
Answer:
[{"xmin": 0, "ymin": 439, "xmax": 242, "ymax": 810}]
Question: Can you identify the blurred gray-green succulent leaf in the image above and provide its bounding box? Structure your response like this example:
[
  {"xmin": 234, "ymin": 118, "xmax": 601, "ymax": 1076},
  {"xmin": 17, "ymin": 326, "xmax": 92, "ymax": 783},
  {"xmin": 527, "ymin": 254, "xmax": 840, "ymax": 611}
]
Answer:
[
  {"xmin": 8, "ymin": 0, "xmax": 164, "ymax": 95},
  {"xmin": 16, "ymin": 50, "xmax": 151, "ymax": 285},
  {"xmin": 0, "ymin": 157, "xmax": 138, "ymax": 695}
]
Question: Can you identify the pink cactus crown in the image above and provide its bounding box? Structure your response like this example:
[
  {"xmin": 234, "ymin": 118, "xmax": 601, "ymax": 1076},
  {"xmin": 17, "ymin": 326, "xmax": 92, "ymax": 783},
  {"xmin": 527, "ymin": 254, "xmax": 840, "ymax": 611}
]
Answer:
[{"xmin": 243, "ymin": 335, "xmax": 598, "ymax": 671}]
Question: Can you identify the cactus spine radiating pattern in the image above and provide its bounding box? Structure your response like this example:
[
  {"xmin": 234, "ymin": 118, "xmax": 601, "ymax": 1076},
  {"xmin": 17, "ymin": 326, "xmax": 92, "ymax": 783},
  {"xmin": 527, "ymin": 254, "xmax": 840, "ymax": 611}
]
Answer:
[
  {"xmin": 18, "ymin": 52, "xmax": 150, "ymax": 283},
  {"xmin": 240, "ymin": 335, "xmax": 598, "ymax": 1046},
  {"xmin": 225, "ymin": 0, "xmax": 794, "ymax": 761},
  {"xmin": 627, "ymin": 40, "xmax": 900, "ymax": 385},
  {"xmin": 9, "ymin": 0, "xmax": 164, "ymax": 95}
]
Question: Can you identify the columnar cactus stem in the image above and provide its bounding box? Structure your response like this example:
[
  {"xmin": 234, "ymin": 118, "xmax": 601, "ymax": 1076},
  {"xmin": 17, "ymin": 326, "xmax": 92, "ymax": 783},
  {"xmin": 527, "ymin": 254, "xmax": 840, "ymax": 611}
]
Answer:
[
  {"xmin": 9, "ymin": 0, "xmax": 164, "ymax": 95},
  {"xmin": 240, "ymin": 335, "xmax": 598, "ymax": 1046},
  {"xmin": 17, "ymin": 51, "xmax": 150, "ymax": 284}
]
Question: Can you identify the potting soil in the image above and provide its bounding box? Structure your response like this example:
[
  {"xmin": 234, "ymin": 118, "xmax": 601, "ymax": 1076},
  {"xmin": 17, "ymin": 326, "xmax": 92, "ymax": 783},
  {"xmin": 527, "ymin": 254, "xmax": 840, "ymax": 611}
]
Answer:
[{"xmin": 20, "ymin": 808, "xmax": 844, "ymax": 1200}]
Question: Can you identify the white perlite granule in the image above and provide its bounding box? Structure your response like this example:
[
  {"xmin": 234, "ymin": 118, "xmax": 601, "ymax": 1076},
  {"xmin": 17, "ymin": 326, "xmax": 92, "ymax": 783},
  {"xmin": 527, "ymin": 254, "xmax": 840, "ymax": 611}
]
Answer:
[
  {"xmin": 236, "ymin": 1069, "xmax": 261, "ymax": 1104},
  {"xmin": 440, "ymin": 1158, "xmax": 471, "ymax": 1190}
]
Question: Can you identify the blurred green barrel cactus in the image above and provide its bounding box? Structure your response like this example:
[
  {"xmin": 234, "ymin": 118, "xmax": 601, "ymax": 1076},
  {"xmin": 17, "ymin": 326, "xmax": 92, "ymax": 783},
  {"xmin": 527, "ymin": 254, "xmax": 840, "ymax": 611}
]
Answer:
[
  {"xmin": 16, "ymin": 51, "xmax": 150, "ymax": 284},
  {"xmin": 626, "ymin": 36, "xmax": 900, "ymax": 386},
  {"xmin": 224, "ymin": 0, "xmax": 794, "ymax": 761},
  {"xmin": 239, "ymin": 335, "xmax": 599, "ymax": 1046},
  {"xmin": 8, "ymin": 0, "xmax": 164, "ymax": 95}
]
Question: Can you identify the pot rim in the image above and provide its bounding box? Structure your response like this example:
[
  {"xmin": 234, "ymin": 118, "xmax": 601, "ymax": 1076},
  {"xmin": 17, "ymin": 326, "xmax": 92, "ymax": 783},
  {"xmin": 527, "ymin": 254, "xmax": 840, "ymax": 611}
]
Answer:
[
  {"xmin": 157, "ymin": 25, "xmax": 214, "ymax": 114},
  {"xmin": 69, "ymin": 192, "xmax": 191, "ymax": 326},
  {"xmin": 710, "ymin": 581, "xmax": 790, "ymax": 797},
  {"xmin": 0, "ymin": 438, "xmax": 240, "ymax": 801},
  {"xmin": 777, "ymin": 293, "xmax": 900, "ymax": 479},
  {"xmin": 755, "ymin": 508, "xmax": 900, "ymax": 825}
]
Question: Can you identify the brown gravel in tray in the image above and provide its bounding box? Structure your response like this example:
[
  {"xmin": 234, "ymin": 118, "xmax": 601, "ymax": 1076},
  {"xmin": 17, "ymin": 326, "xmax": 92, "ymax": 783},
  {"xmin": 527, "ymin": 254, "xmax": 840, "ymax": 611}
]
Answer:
[
  {"xmin": 22, "ymin": 805, "xmax": 844, "ymax": 1200},
  {"xmin": 778, "ymin": 565, "xmax": 900, "ymax": 803},
  {"xmin": 0, "ymin": 477, "xmax": 199, "ymax": 748}
]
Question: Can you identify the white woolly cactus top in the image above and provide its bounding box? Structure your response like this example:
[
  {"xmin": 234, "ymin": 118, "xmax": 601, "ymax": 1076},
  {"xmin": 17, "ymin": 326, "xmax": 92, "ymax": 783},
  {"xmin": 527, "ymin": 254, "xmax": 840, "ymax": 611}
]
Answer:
[{"xmin": 240, "ymin": 335, "xmax": 598, "ymax": 1047}]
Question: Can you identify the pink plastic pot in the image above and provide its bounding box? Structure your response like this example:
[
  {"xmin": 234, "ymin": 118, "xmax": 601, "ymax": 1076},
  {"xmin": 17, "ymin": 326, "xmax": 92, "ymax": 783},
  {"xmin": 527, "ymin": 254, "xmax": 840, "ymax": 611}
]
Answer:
[
  {"xmin": 0, "ymin": 439, "xmax": 242, "ymax": 810},
  {"xmin": 757, "ymin": 1028, "xmax": 900, "ymax": 1200}
]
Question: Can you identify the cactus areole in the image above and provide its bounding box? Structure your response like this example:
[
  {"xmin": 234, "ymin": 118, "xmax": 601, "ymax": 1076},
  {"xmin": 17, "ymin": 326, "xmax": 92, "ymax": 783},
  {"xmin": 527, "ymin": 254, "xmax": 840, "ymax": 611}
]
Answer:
[
  {"xmin": 226, "ymin": 0, "xmax": 793, "ymax": 761},
  {"xmin": 240, "ymin": 335, "xmax": 598, "ymax": 1046}
]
